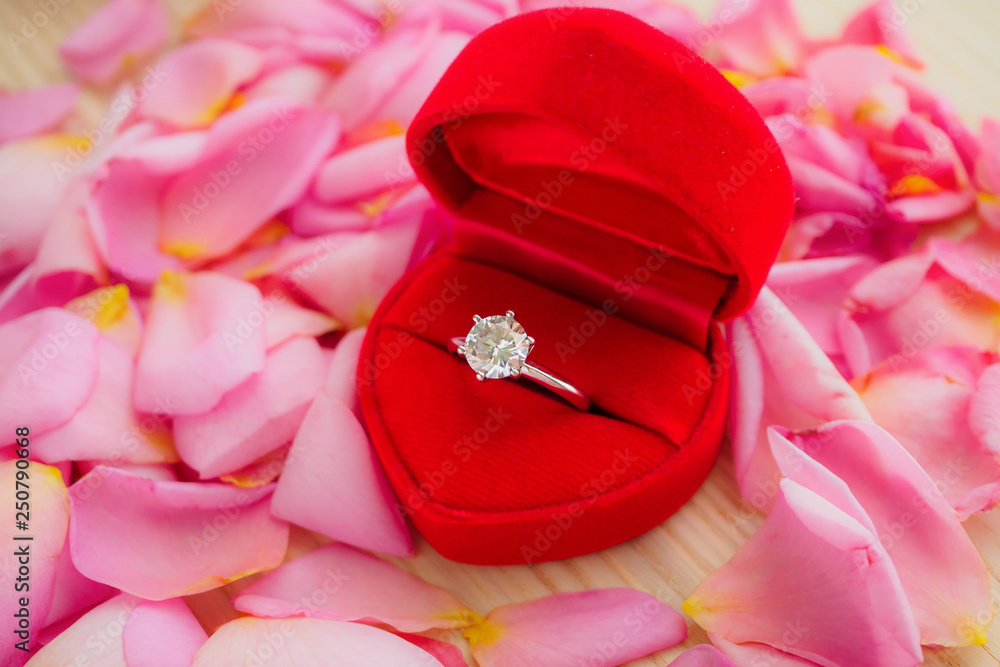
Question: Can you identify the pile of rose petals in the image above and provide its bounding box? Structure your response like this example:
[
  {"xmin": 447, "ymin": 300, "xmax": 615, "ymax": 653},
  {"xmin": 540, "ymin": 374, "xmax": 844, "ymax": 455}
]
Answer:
[{"xmin": 1, "ymin": 0, "xmax": 999, "ymax": 664}]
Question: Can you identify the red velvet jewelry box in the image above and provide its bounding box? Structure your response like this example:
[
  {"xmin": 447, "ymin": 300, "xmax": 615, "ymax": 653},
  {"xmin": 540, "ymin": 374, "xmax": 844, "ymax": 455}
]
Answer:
[{"xmin": 357, "ymin": 7, "xmax": 794, "ymax": 565}]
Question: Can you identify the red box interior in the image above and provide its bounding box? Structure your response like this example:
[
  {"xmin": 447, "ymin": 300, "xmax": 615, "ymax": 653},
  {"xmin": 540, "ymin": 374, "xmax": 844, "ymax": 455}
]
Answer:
[{"xmin": 358, "ymin": 8, "xmax": 794, "ymax": 564}]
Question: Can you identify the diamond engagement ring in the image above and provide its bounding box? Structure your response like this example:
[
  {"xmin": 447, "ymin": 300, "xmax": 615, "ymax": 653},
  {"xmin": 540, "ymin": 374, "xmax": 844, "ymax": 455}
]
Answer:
[{"xmin": 447, "ymin": 311, "xmax": 592, "ymax": 411}]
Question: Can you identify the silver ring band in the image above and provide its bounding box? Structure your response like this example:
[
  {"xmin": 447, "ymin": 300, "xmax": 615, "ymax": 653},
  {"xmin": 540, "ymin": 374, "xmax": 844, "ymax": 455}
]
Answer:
[{"xmin": 447, "ymin": 311, "xmax": 592, "ymax": 411}]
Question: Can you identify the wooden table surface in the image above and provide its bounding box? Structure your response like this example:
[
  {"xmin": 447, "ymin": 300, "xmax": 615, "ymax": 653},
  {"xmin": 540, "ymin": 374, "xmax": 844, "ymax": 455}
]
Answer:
[{"xmin": 3, "ymin": 0, "xmax": 999, "ymax": 665}]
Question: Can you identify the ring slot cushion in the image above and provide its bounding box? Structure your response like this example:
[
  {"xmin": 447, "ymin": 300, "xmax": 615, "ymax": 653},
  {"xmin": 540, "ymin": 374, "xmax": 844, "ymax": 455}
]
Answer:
[{"xmin": 358, "ymin": 7, "xmax": 794, "ymax": 564}]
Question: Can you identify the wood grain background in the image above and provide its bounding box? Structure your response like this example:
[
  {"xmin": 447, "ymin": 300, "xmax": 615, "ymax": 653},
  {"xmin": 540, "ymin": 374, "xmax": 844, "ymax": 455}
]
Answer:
[{"xmin": 2, "ymin": 0, "xmax": 999, "ymax": 664}]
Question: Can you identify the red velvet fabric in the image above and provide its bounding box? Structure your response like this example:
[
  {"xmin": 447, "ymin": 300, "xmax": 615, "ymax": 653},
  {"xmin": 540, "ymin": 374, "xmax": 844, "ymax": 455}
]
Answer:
[{"xmin": 358, "ymin": 8, "xmax": 794, "ymax": 564}]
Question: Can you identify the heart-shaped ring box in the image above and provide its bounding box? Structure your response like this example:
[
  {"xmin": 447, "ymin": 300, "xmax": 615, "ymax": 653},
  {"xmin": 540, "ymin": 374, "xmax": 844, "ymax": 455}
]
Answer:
[{"xmin": 358, "ymin": 7, "xmax": 794, "ymax": 565}]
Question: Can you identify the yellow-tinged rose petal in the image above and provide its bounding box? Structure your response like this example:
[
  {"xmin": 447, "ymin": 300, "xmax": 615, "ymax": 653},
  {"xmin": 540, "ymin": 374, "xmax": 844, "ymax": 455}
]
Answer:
[
  {"xmin": 154, "ymin": 270, "xmax": 188, "ymax": 300},
  {"xmin": 345, "ymin": 118, "xmax": 407, "ymax": 147},
  {"xmin": 854, "ymin": 99, "xmax": 885, "ymax": 125},
  {"xmin": 890, "ymin": 174, "xmax": 942, "ymax": 197},
  {"xmin": 93, "ymin": 285, "xmax": 129, "ymax": 330},
  {"xmin": 39, "ymin": 133, "xmax": 92, "ymax": 151},
  {"xmin": 162, "ymin": 240, "xmax": 207, "ymax": 260},
  {"xmin": 358, "ymin": 190, "xmax": 400, "ymax": 217},
  {"xmin": 721, "ymin": 69, "xmax": 756, "ymax": 88},
  {"xmin": 463, "ymin": 618, "xmax": 504, "ymax": 647},
  {"xmin": 875, "ymin": 43, "xmax": 908, "ymax": 65},
  {"xmin": 243, "ymin": 219, "xmax": 290, "ymax": 247}
]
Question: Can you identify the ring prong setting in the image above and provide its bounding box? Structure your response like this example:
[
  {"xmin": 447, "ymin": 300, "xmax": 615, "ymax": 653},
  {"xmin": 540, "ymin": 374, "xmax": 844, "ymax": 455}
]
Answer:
[
  {"xmin": 473, "ymin": 315, "xmax": 482, "ymax": 323},
  {"xmin": 476, "ymin": 372, "xmax": 486, "ymax": 382},
  {"xmin": 462, "ymin": 311, "xmax": 532, "ymax": 381}
]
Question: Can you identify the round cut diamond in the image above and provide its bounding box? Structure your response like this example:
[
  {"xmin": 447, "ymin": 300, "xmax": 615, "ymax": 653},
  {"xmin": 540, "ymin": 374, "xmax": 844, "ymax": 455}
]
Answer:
[{"xmin": 464, "ymin": 314, "xmax": 531, "ymax": 379}]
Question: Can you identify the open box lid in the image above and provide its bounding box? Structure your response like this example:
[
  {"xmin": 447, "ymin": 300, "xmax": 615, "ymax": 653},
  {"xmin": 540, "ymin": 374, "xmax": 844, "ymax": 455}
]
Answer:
[{"xmin": 406, "ymin": 7, "xmax": 794, "ymax": 332}]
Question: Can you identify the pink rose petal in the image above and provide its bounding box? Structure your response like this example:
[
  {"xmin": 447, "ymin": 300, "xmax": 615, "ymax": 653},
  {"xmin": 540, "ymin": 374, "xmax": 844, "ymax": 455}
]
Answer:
[
  {"xmin": 187, "ymin": 0, "xmax": 371, "ymax": 45},
  {"xmin": 0, "ymin": 135, "xmax": 81, "ymax": 276},
  {"xmin": 32, "ymin": 336, "xmax": 178, "ymax": 464},
  {"xmin": 233, "ymin": 542, "xmax": 476, "ymax": 632},
  {"xmin": 324, "ymin": 327, "xmax": 366, "ymax": 410},
  {"xmin": 262, "ymin": 294, "xmax": 338, "ymax": 350},
  {"xmin": 772, "ymin": 421, "xmax": 993, "ymax": 646},
  {"xmin": 30, "ymin": 594, "xmax": 207, "ymax": 667},
  {"xmin": 32, "ymin": 205, "xmax": 106, "ymax": 306},
  {"xmin": 0, "ymin": 308, "xmax": 99, "ymax": 438},
  {"xmin": 173, "ymin": 336, "xmax": 326, "ymax": 479},
  {"xmin": 840, "ymin": 243, "xmax": 1000, "ymax": 377},
  {"xmin": 314, "ymin": 135, "xmax": 413, "ymax": 204},
  {"xmin": 134, "ymin": 271, "xmax": 267, "ymax": 415},
  {"xmin": 77, "ymin": 460, "xmax": 179, "ymax": 481},
  {"xmin": 853, "ymin": 346, "xmax": 1000, "ymax": 518},
  {"xmin": 1, "ymin": 462, "xmax": 68, "ymax": 662},
  {"xmin": 288, "ymin": 215, "xmax": 428, "ymax": 327},
  {"xmin": 43, "ymin": 546, "xmax": 116, "ymax": 629},
  {"xmin": 123, "ymin": 597, "xmax": 209, "ymax": 666},
  {"xmin": 0, "ymin": 84, "xmax": 79, "ymax": 144},
  {"xmin": 271, "ymin": 393, "xmax": 412, "ymax": 556},
  {"xmin": 192, "ymin": 616, "xmax": 447, "ymax": 667},
  {"xmin": 711, "ymin": 0, "xmax": 807, "ymax": 77},
  {"xmin": 728, "ymin": 287, "xmax": 871, "ymax": 510},
  {"xmin": 975, "ymin": 119, "xmax": 1000, "ymax": 229},
  {"xmin": 711, "ymin": 634, "xmax": 821, "ymax": 666},
  {"xmin": 839, "ymin": 0, "xmax": 923, "ymax": 68},
  {"xmin": 64, "ymin": 285, "xmax": 143, "ymax": 357},
  {"xmin": 685, "ymin": 479, "xmax": 922, "ymax": 667},
  {"xmin": 766, "ymin": 255, "xmax": 878, "ymax": 361},
  {"xmin": 396, "ymin": 632, "xmax": 469, "ymax": 667},
  {"xmin": 59, "ymin": 0, "xmax": 168, "ymax": 84},
  {"xmin": 467, "ymin": 589, "xmax": 687, "ymax": 667},
  {"xmin": 69, "ymin": 467, "xmax": 288, "ymax": 599},
  {"xmin": 971, "ymin": 363, "xmax": 1000, "ymax": 456},
  {"xmin": 158, "ymin": 98, "xmax": 340, "ymax": 261},
  {"xmin": 321, "ymin": 20, "xmax": 439, "ymax": 132},
  {"xmin": 668, "ymin": 644, "xmax": 738, "ymax": 667},
  {"xmin": 977, "ymin": 118, "xmax": 1000, "ymax": 193},
  {"xmin": 86, "ymin": 160, "xmax": 184, "ymax": 284},
  {"xmin": 803, "ymin": 45, "xmax": 897, "ymax": 124},
  {"xmin": 139, "ymin": 38, "xmax": 264, "ymax": 128},
  {"xmin": 885, "ymin": 188, "xmax": 975, "ymax": 224},
  {"xmin": 768, "ymin": 429, "xmax": 876, "ymax": 535},
  {"xmin": 242, "ymin": 63, "xmax": 337, "ymax": 106}
]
